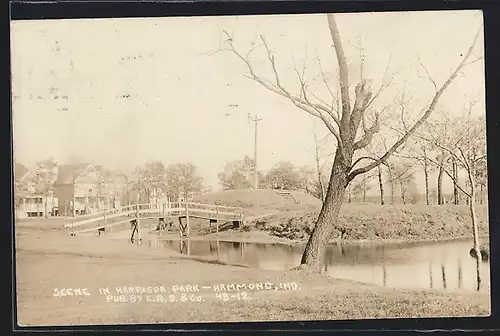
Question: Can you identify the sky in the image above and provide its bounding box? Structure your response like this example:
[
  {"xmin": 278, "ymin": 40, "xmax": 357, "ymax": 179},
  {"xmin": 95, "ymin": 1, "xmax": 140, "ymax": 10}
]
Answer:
[{"xmin": 10, "ymin": 10, "xmax": 486, "ymax": 192}]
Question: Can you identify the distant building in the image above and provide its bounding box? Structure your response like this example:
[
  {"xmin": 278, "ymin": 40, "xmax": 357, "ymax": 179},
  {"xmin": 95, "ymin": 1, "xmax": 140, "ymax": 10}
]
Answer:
[
  {"xmin": 14, "ymin": 162, "xmax": 58, "ymax": 218},
  {"xmin": 53, "ymin": 163, "xmax": 128, "ymax": 216}
]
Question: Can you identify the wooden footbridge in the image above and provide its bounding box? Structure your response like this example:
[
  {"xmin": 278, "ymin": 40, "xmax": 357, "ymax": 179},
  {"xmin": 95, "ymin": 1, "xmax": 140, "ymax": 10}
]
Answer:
[{"xmin": 63, "ymin": 201, "xmax": 245, "ymax": 240}]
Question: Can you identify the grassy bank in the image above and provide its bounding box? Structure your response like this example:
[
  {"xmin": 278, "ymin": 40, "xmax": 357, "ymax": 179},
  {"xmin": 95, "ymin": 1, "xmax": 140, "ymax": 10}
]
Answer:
[
  {"xmin": 192, "ymin": 190, "xmax": 490, "ymax": 245},
  {"xmin": 15, "ymin": 221, "xmax": 490, "ymax": 326},
  {"xmin": 241, "ymin": 204, "xmax": 489, "ymax": 243},
  {"xmin": 176, "ymin": 204, "xmax": 489, "ymax": 247}
]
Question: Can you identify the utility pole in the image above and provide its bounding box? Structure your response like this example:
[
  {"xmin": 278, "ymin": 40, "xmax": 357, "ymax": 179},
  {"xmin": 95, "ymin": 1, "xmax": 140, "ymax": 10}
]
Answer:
[
  {"xmin": 248, "ymin": 113, "xmax": 263, "ymax": 190},
  {"xmin": 72, "ymin": 176, "xmax": 76, "ymax": 217}
]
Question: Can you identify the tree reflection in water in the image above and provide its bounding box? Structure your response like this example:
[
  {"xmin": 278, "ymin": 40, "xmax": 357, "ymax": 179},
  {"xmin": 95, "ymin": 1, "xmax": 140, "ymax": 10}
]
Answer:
[
  {"xmin": 441, "ymin": 263, "xmax": 447, "ymax": 290},
  {"xmin": 156, "ymin": 238, "xmax": 489, "ymax": 292},
  {"xmin": 382, "ymin": 263, "xmax": 387, "ymax": 287},
  {"xmin": 179, "ymin": 239, "xmax": 191, "ymax": 255},
  {"xmin": 458, "ymin": 259, "xmax": 463, "ymax": 289},
  {"xmin": 429, "ymin": 262, "xmax": 433, "ymax": 289}
]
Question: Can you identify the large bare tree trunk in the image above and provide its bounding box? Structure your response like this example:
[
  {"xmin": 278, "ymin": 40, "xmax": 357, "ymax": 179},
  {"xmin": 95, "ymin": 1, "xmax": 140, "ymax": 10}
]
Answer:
[
  {"xmin": 378, "ymin": 165, "xmax": 384, "ymax": 205},
  {"xmin": 300, "ymin": 151, "xmax": 350, "ymax": 272},
  {"xmin": 437, "ymin": 165, "xmax": 444, "ymax": 205}
]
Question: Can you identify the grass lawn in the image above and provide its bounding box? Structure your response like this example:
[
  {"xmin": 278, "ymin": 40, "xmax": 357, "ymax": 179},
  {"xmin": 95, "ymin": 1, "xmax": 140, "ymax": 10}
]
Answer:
[{"xmin": 15, "ymin": 218, "xmax": 490, "ymax": 327}]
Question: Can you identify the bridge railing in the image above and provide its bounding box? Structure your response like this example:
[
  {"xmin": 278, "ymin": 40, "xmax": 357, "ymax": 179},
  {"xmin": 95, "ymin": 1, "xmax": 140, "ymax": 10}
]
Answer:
[
  {"xmin": 64, "ymin": 201, "xmax": 244, "ymax": 235},
  {"xmin": 63, "ymin": 204, "xmax": 136, "ymax": 229}
]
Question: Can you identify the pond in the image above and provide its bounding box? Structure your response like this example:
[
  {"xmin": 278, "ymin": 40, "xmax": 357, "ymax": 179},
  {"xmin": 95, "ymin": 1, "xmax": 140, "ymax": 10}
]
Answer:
[{"xmin": 146, "ymin": 237, "xmax": 490, "ymax": 292}]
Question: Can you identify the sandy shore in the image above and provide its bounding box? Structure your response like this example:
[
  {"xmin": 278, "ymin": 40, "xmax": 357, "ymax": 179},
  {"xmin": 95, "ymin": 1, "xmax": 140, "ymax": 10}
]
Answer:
[{"xmin": 15, "ymin": 219, "xmax": 490, "ymax": 326}]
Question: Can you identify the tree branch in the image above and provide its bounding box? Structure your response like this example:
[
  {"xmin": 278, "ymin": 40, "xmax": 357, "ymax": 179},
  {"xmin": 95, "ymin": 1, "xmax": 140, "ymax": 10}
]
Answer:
[
  {"xmin": 353, "ymin": 114, "xmax": 380, "ymax": 151},
  {"xmin": 425, "ymin": 154, "xmax": 471, "ymax": 197},
  {"xmin": 349, "ymin": 80, "xmax": 374, "ymax": 134},
  {"xmin": 417, "ymin": 54, "xmax": 438, "ymax": 93},
  {"xmin": 365, "ymin": 51, "xmax": 395, "ymax": 111},
  {"xmin": 222, "ymin": 31, "xmax": 348, "ymax": 151},
  {"xmin": 346, "ymin": 28, "xmax": 481, "ymax": 184},
  {"xmin": 327, "ymin": 14, "xmax": 351, "ymax": 132},
  {"xmin": 350, "ymin": 156, "xmax": 389, "ymax": 171}
]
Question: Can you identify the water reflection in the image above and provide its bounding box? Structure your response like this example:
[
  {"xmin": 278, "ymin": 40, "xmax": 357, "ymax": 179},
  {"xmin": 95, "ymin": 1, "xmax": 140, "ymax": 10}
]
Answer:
[
  {"xmin": 152, "ymin": 237, "xmax": 490, "ymax": 292},
  {"xmin": 458, "ymin": 259, "xmax": 463, "ymax": 289},
  {"xmin": 429, "ymin": 262, "xmax": 433, "ymax": 289},
  {"xmin": 382, "ymin": 263, "xmax": 387, "ymax": 287},
  {"xmin": 441, "ymin": 264, "xmax": 447, "ymax": 290}
]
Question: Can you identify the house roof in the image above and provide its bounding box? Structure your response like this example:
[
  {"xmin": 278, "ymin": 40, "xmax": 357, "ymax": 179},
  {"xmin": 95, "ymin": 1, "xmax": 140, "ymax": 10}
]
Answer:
[
  {"xmin": 14, "ymin": 163, "xmax": 29, "ymax": 181},
  {"xmin": 54, "ymin": 163, "xmax": 90, "ymax": 185}
]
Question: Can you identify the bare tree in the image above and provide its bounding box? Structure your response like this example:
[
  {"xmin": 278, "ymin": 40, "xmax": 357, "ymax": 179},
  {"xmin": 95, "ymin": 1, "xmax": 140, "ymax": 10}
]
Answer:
[
  {"xmin": 436, "ymin": 151, "xmax": 449, "ymax": 205},
  {"xmin": 377, "ymin": 165, "xmax": 385, "ymax": 205},
  {"xmin": 401, "ymin": 140, "xmax": 436, "ymax": 205},
  {"xmin": 351, "ymin": 172, "xmax": 375, "ymax": 202},
  {"xmin": 428, "ymin": 111, "xmax": 459, "ymax": 205},
  {"xmin": 422, "ymin": 101, "xmax": 487, "ymax": 290},
  {"xmin": 220, "ymin": 14, "xmax": 482, "ymax": 272},
  {"xmin": 311, "ymin": 121, "xmax": 330, "ymax": 201},
  {"xmin": 475, "ymin": 159, "xmax": 488, "ymax": 204},
  {"xmin": 355, "ymin": 136, "xmax": 390, "ymax": 205},
  {"xmin": 385, "ymin": 160, "xmax": 396, "ymax": 204},
  {"xmin": 389, "ymin": 162, "xmax": 416, "ymax": 205}
]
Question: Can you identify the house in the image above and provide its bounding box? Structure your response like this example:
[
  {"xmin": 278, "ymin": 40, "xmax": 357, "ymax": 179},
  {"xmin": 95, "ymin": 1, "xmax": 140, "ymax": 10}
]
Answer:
[
  {"xmin": 14, "ymin": 162, "xmax": 59, "ymax": 218},
  {"xmin": 53, "ymin": 163, "xmax": 127, "ymax": 216}
]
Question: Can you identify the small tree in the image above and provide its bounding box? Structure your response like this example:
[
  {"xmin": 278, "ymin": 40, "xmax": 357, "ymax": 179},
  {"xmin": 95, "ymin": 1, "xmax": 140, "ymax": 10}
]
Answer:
[
  {"xmin": 263, "ymin": 161, "xmax": 303, "ymax": 190},
  {"xmin": 351, "ymin": 171, "xmax": 375, "ymax": 203},
  {"xmin": 428, "ymin": 111, "xmax": 460, "ymax": 205},
  {"xmin": 166, "ymin": 163, "xmax": 205, "ymax": 201},
  {"xmin": 475, "ymin": 159, "xmax": 488, "ymax": 204},
  {"xmin": 310, "ymin": 119, "xmax": 335, "ymax": 201},
  {"xmin": 218, "ymin": 156, "xmax": 262, "ymax": 190},
  {"xmin": 134, "ymin": 161, "xmax": 168, "ymax": 204},
  {"xmin": 390, "ymin": 163, "xmax": 415, "ymax": 205},
  {"xmin": 297, "ymin": 165, "xmax": 320, "ymax": 197},
  {"xmin": 423, "ymin": 102, "xmax": 486, "ymax": 290}
]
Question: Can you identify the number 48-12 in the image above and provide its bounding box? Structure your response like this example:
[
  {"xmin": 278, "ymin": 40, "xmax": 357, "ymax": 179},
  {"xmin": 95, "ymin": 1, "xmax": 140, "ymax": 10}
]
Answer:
[{"xmin": 215, "ymin": 292, "xmax": 250, "ymax": 301}]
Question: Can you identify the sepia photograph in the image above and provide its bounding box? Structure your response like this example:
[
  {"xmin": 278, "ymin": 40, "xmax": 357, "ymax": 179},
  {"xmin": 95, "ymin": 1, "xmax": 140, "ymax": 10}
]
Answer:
[{"xmin": 11, "ymin": 9, "xmax": 490, "ymax": 326}]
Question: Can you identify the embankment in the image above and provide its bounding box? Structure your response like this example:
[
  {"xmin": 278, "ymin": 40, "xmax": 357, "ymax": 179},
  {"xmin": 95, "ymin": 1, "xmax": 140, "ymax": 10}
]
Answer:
[{"xmin": 241, "ymin": 203, "xmax": 490, "ymax": 244}]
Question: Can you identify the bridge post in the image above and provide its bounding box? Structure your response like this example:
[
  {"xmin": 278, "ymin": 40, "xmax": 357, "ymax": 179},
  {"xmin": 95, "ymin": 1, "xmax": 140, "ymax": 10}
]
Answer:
[
  {"xmin": 102, "ymin": 211, "xmax": 107, "ymax": 236},
  {"xmin": 239, "ymin": 208, "xmax": 243, "ymax": 228},
  {"xmin": 185, "ymin": 202, "xmax": 190, "ymax": 238},
  {"xmin": 208, "ymin": 206, "xmax": 212, "ymax": 235},
  {"xmin": 215, "ymin": 205, "xmax": 219, "ymax": 235}
]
